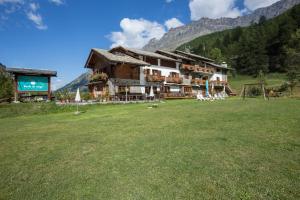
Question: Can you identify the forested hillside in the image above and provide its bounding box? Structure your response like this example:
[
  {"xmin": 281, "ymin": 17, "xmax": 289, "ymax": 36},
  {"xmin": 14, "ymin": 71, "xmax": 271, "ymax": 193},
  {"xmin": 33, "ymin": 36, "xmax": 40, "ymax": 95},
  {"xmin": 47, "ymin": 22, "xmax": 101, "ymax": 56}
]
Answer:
[{"xmin": 178, "ymin": 5, "xmax": 300, "ymax": 76}]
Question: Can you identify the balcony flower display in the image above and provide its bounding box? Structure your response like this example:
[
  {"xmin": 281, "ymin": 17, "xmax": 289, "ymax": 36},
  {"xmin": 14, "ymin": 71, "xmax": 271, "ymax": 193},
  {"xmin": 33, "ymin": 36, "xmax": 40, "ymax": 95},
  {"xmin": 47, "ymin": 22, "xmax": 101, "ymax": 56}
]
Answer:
[{"xmin": 90, "ymin": 72, "xmax": 108, "ymax": 82}]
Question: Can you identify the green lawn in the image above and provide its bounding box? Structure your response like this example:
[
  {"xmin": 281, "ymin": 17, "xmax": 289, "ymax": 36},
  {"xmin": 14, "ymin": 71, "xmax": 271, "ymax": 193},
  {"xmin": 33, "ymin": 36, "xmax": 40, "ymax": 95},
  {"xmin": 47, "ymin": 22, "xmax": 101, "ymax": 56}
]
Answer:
[{"xmin": 0, "ymin": 99, "xmax": 300, "ymax": 199}]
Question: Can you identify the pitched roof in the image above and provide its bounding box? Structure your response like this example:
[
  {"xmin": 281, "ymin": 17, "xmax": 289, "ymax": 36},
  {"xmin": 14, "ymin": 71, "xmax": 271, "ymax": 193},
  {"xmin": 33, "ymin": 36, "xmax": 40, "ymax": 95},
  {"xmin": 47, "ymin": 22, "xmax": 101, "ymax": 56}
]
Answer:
[
  {"xmin": 91, "ymin": 48, "xmax": 150, "ymax": 66},
  {"xmin": 156, "ymin": 50, "xmax": 195, "ymax": 61},
  {"xmin": 6, "ymin": 67, "xmax": 57, "ymax": 76},
  {"xmin": 205, "ymin": 62, "xmax": 230, "ymax": 70},
  {"xmin": 110, "ymin": 46, "xmax": 177, "ymax": 62},
  {"xmin": 175, "ymin": 50, "xmax": 214, "ymax": 62}
]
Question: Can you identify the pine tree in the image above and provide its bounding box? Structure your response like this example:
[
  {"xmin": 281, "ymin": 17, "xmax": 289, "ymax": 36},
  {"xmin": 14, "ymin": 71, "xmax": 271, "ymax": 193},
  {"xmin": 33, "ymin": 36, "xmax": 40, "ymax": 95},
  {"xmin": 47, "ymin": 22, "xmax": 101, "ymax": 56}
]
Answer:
[{"xmin": 209, "ymin": 48, "xmax": 224, "ymax": 64}]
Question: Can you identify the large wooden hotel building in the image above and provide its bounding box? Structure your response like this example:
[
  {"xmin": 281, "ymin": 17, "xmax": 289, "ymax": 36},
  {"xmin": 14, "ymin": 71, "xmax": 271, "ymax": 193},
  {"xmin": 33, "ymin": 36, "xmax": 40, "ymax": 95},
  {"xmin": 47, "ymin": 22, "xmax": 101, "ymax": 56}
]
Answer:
[{"xmin": 85, "ymin": 46, "xmax": 234, "ymax": 100}]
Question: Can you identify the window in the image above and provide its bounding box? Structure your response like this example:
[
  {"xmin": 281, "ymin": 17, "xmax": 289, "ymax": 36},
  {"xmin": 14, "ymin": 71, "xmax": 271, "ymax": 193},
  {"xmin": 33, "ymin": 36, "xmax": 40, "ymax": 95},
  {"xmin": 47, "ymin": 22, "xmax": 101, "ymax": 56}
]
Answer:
[
  {"xmin": 184, "ymin": 87, "xmax": 192, "ymax": 93},
  {"xmin": 152, "ymin": 70, "xmax": 161, "ymax": 76},
  {"xmin": 144, "ymin": 69, "xmax": 150, "ymax": 75},
  {"xmin": 170, "ymin": 72, "xmax": 179, "ymax": 78}
]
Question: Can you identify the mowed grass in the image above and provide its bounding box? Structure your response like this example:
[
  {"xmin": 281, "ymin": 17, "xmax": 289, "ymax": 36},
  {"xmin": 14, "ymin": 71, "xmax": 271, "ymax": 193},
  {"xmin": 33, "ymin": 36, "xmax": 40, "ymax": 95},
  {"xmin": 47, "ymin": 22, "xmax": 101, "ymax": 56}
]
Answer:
[{"xmin": 0, "ymin": 99, "xmax": 299, "ymax": 199}]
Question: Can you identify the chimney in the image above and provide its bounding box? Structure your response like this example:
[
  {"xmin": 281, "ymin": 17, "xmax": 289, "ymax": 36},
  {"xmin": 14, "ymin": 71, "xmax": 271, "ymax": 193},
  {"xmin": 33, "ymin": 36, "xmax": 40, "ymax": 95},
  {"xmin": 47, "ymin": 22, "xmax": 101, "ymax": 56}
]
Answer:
[{"xmin": 221, "ymin": 62, "xmax": 227, "ymax": 68}]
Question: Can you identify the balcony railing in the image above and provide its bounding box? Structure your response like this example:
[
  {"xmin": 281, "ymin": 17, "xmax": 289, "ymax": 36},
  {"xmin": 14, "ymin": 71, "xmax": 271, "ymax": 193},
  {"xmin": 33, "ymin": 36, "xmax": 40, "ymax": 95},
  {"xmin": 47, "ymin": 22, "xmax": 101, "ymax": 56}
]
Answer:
[
  {"xmin": 166, "ymin": 76, "xmax": 183, "ymax": 84},
  {"xmin": 146, "ymin": 75, "xmax": 166, "ymax": 82},
  {"xmin": 182, "ymin": 64, "xmax": 195, "ymax": 71},
  {"xmin": 182, "ymin": 64, "xmax": 215, "ymax": 74},
  {"xmin": 191, "ymin": 79, "xmax": 206, "ymax": 85},
  {"xmin": 194, "ymin": 66, "xmax": 214, "ymax": 74}
]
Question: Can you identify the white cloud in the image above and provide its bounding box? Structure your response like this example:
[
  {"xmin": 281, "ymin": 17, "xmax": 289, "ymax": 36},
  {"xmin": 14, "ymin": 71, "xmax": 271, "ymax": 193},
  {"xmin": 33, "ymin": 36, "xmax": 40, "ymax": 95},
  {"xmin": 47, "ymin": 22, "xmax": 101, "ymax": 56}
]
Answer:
[
  {"xmin": 109, "ymin": 18, "xmax": 166, "ymax": 49},
  {"xmin": 189, "ymin": 0, "xmax": 241, "ymax": 20},
  {"xmin": 26, "ymin": 3, "xmax": 47, "ymax": 30},
  {"xmin": 49, "ymin": 0, "xmax": 64, "ymax": 6},
  {"xmin": 0, "ymin": 0, "xmax": 53, "ymax": 30},
  {"xmin": 165, "ymin": 18, "xmax": 184, "ymax": 30},
  {"xmin": 0, "ymin": 0, "xmax": 23, "ymax": 4},
  {"xmin": 26, "ymin": 11, "xmax": 47, "ymax": 30},
  {"xmin": 244, "ymin": 0, "xmax": 280, "ymax": 11},
  {"xmin": 29, "ymin": 2, "xmax": 38, "ymax": 12}
]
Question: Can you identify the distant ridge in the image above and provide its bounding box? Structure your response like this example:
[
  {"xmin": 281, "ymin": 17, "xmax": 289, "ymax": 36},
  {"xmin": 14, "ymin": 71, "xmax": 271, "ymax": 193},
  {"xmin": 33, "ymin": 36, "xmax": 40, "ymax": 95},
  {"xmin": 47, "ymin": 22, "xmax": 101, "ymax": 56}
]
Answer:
[
  {"xmin": 143, "ymin": 0, "xmax": 300, "ymax": 52},
  {"xmin": 57, "ymin": 71, "xmax": 90, "ymax": 92}
]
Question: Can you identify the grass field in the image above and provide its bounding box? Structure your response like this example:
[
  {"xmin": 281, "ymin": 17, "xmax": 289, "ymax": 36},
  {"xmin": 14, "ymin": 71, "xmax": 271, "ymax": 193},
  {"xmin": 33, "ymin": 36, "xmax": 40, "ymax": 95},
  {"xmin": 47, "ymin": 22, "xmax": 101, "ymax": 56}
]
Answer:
[{"xmin": 0, "ymin": 99, "xmax": 299, "ymax": 199}]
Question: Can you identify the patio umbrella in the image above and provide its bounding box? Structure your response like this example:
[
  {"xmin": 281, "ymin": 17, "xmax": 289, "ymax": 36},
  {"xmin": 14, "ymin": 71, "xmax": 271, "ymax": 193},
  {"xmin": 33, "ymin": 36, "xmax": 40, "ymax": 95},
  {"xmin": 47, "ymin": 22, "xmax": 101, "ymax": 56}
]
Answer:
[
  {"xmin": 205, "ymin": 80, "xmax": 209, "ymax": 96},
  {"xmin": 75, "ymin": 88, "xmax": 81, "ymax": 114},
  {"xmin": 149, "ymin": 86, "xmax": 154, "ymax": 98}
]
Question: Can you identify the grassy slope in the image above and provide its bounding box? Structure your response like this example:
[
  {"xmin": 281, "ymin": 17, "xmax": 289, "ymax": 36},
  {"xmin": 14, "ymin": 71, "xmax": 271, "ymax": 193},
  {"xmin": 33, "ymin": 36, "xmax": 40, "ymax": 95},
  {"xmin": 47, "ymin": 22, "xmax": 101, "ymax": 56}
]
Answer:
[{"xmin": 0, "ymin": 99, "xmax": 299, "ymax": 199}]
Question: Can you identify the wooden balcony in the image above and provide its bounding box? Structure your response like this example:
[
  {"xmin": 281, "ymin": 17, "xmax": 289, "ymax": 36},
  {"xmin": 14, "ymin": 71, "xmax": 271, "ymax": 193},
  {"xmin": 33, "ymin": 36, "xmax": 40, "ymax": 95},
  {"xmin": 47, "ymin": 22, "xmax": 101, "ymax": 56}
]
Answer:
[
  {"xmin": 146, "ymin": 75, "xmax": 165, "ymax": 82},
  {"xmin": 194, "ymin": 66, "xmax": 214, "ymax": 74},
  {"xmin": 191, "ymin": 79, "xmax": 206, "ymax": 85},
  {"xmin": 166, "ymin": 77, "xmax": 183, "ymax": 84},
  {"xmin": 182, "ymin": 64, "xmax": 195, "ymax": 71}
]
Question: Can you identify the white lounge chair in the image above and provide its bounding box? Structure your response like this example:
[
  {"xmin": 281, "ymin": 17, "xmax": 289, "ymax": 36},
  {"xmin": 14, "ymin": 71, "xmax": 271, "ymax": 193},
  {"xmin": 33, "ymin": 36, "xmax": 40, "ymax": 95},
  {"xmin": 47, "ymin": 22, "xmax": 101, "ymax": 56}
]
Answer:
[
  {"xmin": 218, "ymin": 93, "xmax": 225, "ymax": 100},
  {"xmin": 197, "ymin": 93, "xmax": 205, "ymax": 101},
  {"xmin": 214, "ymin": 93, "xmax": 219, "ymax": 100}
]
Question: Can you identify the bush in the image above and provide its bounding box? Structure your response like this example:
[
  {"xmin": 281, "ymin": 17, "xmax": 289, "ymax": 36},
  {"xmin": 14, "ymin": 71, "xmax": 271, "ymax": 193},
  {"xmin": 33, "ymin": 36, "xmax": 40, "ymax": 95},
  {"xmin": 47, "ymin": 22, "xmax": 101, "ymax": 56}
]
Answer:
[{"xmin": 81, "ymin": 92, "xmax": 93, "ymax": 101}]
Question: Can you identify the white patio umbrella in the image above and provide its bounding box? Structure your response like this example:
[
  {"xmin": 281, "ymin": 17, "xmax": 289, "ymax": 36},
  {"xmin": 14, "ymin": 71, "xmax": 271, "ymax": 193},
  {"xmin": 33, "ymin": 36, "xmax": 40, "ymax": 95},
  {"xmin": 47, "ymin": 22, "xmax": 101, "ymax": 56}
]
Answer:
[
  {"xmin": 75, "ymin": 88, "xmax": 81, "ymax": 114},
  {"xmin": 149, "ymin": 86, "xmax": 154, "ymax": 99}
]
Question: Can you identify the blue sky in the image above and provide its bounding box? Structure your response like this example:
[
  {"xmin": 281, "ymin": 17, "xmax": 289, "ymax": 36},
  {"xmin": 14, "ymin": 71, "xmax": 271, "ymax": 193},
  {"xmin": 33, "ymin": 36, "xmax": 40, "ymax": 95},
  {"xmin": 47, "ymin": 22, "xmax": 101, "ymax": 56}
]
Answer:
[{"xmin": 0, "ymin": 0, "xmax": 280, "ymax": 89}]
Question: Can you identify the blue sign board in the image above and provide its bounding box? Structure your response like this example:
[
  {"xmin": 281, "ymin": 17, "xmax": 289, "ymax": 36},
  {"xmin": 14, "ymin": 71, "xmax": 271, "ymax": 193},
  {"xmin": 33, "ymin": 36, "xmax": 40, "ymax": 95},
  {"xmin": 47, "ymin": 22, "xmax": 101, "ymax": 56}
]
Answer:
[{"xmin": 17, "ymin": 76, "xmax": 48, "ymax": 92}]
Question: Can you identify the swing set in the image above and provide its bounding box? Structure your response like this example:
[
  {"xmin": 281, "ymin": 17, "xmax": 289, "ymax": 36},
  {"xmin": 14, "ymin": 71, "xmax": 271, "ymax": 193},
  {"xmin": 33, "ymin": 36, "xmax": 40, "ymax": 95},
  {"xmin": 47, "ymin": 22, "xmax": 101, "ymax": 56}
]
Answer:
[{"xmin": 240, "ymin": 83, "xmax": 267, "ymax": 100}]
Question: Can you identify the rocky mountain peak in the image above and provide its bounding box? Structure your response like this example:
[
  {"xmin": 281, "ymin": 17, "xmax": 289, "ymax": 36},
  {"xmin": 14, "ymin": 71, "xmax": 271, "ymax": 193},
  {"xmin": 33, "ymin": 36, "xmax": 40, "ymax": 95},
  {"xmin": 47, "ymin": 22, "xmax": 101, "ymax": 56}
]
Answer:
[{"xmin": 142, "ymin": 0, "xmax": 300, "ymax": 52}]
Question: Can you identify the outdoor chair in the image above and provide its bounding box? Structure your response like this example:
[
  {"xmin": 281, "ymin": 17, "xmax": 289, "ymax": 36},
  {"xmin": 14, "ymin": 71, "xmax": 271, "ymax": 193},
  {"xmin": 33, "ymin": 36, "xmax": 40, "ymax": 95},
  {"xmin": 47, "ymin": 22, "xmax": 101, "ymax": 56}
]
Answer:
[{"xmin": 197, "ymin": 93, "xmax": 205, "ymax": 101}]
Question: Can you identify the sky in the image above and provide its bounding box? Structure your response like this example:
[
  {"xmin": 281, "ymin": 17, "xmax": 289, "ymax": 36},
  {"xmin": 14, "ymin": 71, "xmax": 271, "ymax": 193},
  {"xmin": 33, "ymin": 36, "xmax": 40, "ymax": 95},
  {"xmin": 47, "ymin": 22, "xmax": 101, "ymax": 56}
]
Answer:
[{"xmin": 0, "ymin": 0, "xmax": 281, "ymax": 90}]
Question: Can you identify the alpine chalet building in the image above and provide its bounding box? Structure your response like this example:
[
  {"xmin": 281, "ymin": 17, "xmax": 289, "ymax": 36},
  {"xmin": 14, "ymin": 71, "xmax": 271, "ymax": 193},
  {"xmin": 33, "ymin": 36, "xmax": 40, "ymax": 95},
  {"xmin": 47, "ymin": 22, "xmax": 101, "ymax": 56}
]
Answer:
[{"xmin": 84, "ymin": 46, "xmax": 233, "ymax": 100}]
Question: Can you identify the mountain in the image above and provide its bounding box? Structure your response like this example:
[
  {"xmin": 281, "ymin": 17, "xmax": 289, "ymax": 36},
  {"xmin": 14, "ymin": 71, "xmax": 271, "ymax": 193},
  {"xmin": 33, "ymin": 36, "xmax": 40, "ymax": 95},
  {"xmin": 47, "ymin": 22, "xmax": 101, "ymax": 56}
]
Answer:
[
  {"xmin": 56, "ymin": 71, "xmax": 91, "ymax": 92},
  {"xmin": 142, "ymin": 0, "xmax": 300, "ymax": 52}
]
